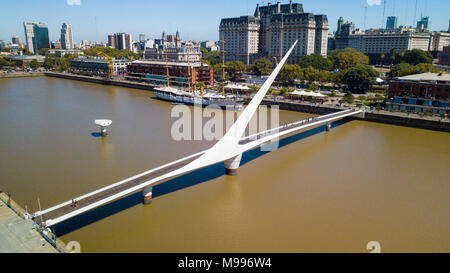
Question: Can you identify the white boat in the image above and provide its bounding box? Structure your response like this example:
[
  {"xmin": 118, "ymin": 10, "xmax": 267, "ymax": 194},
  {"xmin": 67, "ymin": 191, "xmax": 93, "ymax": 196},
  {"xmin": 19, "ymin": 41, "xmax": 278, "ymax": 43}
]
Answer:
[{"xmin": 152, "ymin": 86, "xmax": 244, "ymax": 111}]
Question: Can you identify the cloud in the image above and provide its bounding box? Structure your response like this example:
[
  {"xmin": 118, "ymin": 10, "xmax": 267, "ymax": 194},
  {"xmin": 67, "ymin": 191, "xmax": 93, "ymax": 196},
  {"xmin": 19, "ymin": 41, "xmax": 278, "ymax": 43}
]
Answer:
[
  {"xmin": 366, "ymin": 0, "xmax": 381, "ymax": 6},
  {"xmin": 66, "ymin": 0, "xmax": 81, "ymax": 6}
]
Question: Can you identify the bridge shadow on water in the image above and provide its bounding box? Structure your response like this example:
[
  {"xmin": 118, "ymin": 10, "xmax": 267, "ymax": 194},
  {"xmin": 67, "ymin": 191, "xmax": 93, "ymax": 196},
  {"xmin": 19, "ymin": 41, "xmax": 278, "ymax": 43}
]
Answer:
[{"xmin": 52, "ymin": 118, "xmax": 351, "ymax": 236}]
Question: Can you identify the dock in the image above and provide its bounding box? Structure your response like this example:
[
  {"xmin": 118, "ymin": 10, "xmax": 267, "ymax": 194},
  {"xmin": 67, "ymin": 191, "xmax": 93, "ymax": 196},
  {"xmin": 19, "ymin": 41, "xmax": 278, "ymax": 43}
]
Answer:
[{"xmin": 0, "ymin": 193, "xmax": 61, "ymax": 253}]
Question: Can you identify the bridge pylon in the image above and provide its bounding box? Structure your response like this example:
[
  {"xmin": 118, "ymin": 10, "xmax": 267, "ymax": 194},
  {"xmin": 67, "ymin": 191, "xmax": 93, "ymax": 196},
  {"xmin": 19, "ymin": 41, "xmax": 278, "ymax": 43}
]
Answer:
[
  {"xmin": 143, "ymin": 186, "xmax": 153, "ymax": 205},
  {"xmin": 224, "ymin": 154, "xmax": 242, "ymax": 176}
]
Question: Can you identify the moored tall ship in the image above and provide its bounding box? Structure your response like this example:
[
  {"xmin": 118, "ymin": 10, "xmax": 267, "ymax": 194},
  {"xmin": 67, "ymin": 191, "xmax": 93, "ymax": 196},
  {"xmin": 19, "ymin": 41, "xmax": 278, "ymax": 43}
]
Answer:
[
  {"xmin": 150, "ymin": 46, "xmax": 244, "ymax": 111},
  {"xmin": 152, "ymin": 86, "xmax": 244, "ymax": 111}
]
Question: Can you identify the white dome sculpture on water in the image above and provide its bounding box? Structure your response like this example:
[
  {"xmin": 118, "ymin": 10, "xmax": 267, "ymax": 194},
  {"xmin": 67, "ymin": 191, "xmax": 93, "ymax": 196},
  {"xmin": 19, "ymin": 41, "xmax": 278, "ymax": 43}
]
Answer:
[{"xmin": 95, "ymin": 119, "xmax": 112, "ymax": 137}]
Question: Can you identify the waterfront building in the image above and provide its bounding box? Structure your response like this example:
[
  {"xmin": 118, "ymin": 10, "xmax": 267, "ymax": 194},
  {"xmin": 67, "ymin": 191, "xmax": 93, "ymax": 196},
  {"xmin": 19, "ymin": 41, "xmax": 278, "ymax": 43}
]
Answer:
[
  {"xmin": 108, "ymin": 33, "xmax": 132, "ymax": 50},
  {"xmin": 70, "ymin": 56, "xmax": 130, "ymax": 77},
  {"xmin": 219, "ymin": 15, "xmax": 260, "ymax": 65},
  {"xmin": 61, "ymin": 23, "xmax": 74, "ymax": 50},
  {"xmin": 23, "ymin": 22, "xmax": 50, "ymax": 54},
  {"xmin": 47, "ymin": 49, "xmax": 84, "ymax": 57},
  {"xmin": 200, "ymin": 40, "xmax": 219, "ymax": 52},
  {"xmin": 386, "ymin": 16, "xmax": 398, "ymax": 30},
  {"xmin": 387, "ymin": 72, "xmax": 450, "ymax": 115},
  {"xmin": 429, "ymin": 32, "xmax": 450, "ymax": 53},
  {"xmin": 144, "ymin": 34, "xmax": 202, "ymax": 63},
  {"xmin": 334, "ymin": 18, "xmax": 437, "ymax": 55},
  {"xmin": 126, "ymin": 60, "xmax": 214, "ymax": 86},
  {"xmin": 4, "ymin": 55, "xmax": 45, "ymax": 66},
  {"xmin": 219, "ymin": 1, "xmax": 329, "ymax": 65}
]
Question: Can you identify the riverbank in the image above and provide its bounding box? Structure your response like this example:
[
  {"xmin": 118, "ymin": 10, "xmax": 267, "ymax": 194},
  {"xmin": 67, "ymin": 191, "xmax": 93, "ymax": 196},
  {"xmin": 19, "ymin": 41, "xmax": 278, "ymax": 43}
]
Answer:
[
  {"xmin": 45, "ymin": 71, "xmax": 156, "ymax": 91},
  {"xmin": 44, "ymin": 72, "xmax": 450, "ymax": 133},
  {"xmin": 0, "ymin": 72, "xmax": 45, "ymax": 79},
  {"xmin": 0, "ymin": 192, "xmax": 65, "ymax": 253},
  {"xmin": 260, "ymin": 98, "xmax": 450, "ymax": 132}
]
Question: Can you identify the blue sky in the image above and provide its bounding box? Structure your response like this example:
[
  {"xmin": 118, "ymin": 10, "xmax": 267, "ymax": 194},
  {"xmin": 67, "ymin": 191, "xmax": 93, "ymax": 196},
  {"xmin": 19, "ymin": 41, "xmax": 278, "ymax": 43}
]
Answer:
[{"xmin": 1, "ymin": 0, "xmax": 449, "ymax": 43}]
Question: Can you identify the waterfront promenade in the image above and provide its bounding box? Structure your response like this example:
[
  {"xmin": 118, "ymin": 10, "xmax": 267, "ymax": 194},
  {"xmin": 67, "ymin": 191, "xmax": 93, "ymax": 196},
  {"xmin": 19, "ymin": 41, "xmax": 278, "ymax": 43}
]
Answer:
[
  {"xmin": 0, "ymin": 193, "xmax": 60, "ymax": 253},
  {"xmin": 10, "ymin": 71, "xmax": 448, "ymax": 133}
]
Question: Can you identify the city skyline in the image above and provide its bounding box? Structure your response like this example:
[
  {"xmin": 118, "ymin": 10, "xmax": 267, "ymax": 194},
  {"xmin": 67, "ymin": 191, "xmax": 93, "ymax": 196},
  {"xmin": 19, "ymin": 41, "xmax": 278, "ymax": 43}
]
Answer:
[{"xmin": 1, "ymin": 0, "xmax": 449, "ymax": 43}]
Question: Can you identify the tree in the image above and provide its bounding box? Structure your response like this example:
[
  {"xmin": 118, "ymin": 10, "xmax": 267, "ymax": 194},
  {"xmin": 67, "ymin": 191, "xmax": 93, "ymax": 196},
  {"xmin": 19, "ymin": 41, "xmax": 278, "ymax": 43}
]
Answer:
[
  {"xmin": 29, "ymin": 60, "xmax": 40, "ymax": 69},
  {"xmin": 200, "ymin": 48, "xmax": 220, "ymax": 66},
  {"xmin": 298, "ymin": 54, "xmax": 332, "ymax": 71},
  {"xmin": 277, "ymin": 64, "xmax": 302, "ymax": 85},
  {"xmin": 389, "ymin": 62, "xmax": 439, "ymax": 79},
  {"xmin": 389, "ymin": 62, "xmax": 416, "ymax": 78},
  {"xmin": 38, "ymin": 48, "xmax": 50, "ymax": 56},
  {"xmin": 301, "ymin": 66, "xmax": 319, "ymax": 83},
  {"xmin": 342, "ymin": 64, "xmax": 378, "ymax": 92},
  {"xmin": 250, "ymin": 58, "xmax": 273, "ymax": 75},
  {"xmin": 380, "ymin": 53, "xmax": 386, "ymax": 65},
  {"xmin": 415, "ymin": 63, "xmax": 439, "ymax": 73},
  {"xmin": 309, "ymin": 84, "xmax": 319, "ymax": 91},
  {"xmin": 225, "ymin": 61, "xmax": 246, "ymax": 81},
  {"xmin": 84, "ymin": 47, "xmax": 139, "ymax": 60},
  {"xmin": 43, "ymin": 54, "xmax": 75, "ymax": 72},
  {"xmin": 19, "ymin": 48, "xmax": 33, "ymax": 55},
  {"xmin": 402, "ymin": 49, "xmax": 433, "ymax": 65},
  {"xmin": 330, "ymin": 48, "xmax": 369, "ymax": 71},
  {"xmin": 390, "ymin": 48, "xmax": 396, "ymax": 64},
  {"xmin": 342, "ymin": 91, "xmax": 355, "ymax": 104},
  {"xmin": 0, "ymin": 58, "xmax": 13, "ymax": 67}
]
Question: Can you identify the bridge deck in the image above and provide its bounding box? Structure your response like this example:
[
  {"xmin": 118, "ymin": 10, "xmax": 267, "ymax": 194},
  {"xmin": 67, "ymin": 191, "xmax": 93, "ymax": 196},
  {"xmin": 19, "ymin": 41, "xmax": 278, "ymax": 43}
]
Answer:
[
  {"xmin": 239, "ymin": 109, "xmax": 355, "ymax": 145},
  {"xmin": 34, "ymin": 109, "xmax": 361, "ymax": 228},
  {"xmin": 34, "ymin": 153, "xmax": 202, "ymax": 226}
]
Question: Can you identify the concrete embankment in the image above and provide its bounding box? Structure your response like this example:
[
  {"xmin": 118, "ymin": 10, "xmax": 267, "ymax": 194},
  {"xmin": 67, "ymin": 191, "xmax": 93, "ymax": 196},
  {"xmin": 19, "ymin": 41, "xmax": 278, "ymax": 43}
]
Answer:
[
  {"xmin": 0, "ymin": 72, "xmax": 45, "ymax": 79},
  {"xmin": 45, "ymin": 72, "xmax": 450, "ymax": 133},
  {"xmin": 0, "ymin": 192, "xmax": 66, "ymax": 253},
  {"xmin": 45, "ymin": 72, "xmax": 155, "ymax": 91},
  {"xmin": 261, "ymin": 99, "xmax": 450, "ymax": 132}
]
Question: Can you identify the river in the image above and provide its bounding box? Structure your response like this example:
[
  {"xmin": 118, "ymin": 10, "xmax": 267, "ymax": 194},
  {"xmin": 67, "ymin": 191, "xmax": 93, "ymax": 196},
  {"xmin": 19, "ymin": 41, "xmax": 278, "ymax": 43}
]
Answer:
[{"xmin": 0, "ymin": 77, "xmax": 448, "ymax": 252}]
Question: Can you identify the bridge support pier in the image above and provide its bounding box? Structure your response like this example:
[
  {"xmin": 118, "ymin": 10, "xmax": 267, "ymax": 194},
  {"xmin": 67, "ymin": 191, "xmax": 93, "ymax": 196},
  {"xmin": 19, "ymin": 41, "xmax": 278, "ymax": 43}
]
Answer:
[
  {"xmin": 100, "ymin": 126, "xmax": 107, "ymax": 137},
  {"xmin": 142, "ymin": 186, "xmax": 153, "ymax": 205},
  {"xmin": 326, "ymin": 123, "xmax": 331, "ymax": 132},
  {"xmin": 224, "ymin": 154, "xmax": 242, "ymax": 176}
]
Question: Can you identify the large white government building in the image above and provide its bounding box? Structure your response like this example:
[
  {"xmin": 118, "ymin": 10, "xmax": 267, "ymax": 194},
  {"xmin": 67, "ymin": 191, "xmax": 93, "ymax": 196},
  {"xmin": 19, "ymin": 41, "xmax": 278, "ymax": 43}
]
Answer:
[{"xmin": 219, "ymin": 1, "xmax": 329, "ymax": 65}]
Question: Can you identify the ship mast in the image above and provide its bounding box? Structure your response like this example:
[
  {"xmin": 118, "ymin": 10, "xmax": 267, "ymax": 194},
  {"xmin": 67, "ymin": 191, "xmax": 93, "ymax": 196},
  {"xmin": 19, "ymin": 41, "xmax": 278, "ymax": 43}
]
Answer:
[
  {"xmin": 221, "ymin": 40, "xmax": 225, "ymax": 96},
  {"xmin": 187, "ymin": 45, "xmax": 191, "ymax": 93},
  {"xmin": 165, "ymin": 51, "xmax": 170, "ymax": 87}
]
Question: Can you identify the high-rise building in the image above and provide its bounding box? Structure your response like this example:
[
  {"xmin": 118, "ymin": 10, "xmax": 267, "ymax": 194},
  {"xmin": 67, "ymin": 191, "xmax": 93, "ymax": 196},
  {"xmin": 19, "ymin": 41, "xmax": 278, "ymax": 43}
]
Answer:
[
  {"xmin": 61, "ymin": 23, "xmax": 74, "ymax": 50},
  {"xmin": 417, "ymin": 16, "xmax": 429, "ymax": 31},
  {"xmin": 139, "ymin": 34, "xmax": 146, "ymax": 42},
  {"xmin": 386, "ymin": 16, "xmax": 398, "ymax": 29},
  {"xmin": 108, "ymin": 35, "xmax": 115, "ymax": 48},
  {"xmin": 337, "ymin": 17, "xmax": 344, "ymax": 35},
  {"xmin": 23, "ymin": 22, "xmax": 50, "ymax": 54},
  {"xmin": 108, "ymin": 33, "xmax": 132, "ymax": 50},
  {"xmin": 219, "ymin": 1, "xmax": 328, "ymax": 65},
  {"xmin": 12, "ymin": 36, "xmax": 20, "ymax": 45},
  {"xmin": 23, "ymin": 22, "xmax": 36, "ymax": 53}
]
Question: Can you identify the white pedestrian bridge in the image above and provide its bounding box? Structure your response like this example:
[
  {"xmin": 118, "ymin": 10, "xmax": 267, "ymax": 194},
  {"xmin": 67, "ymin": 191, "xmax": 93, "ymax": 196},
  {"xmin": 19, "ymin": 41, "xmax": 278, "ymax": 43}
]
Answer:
[{"xmin": 33, "ymin": 41, "xmax": 363, "ymax": 228}]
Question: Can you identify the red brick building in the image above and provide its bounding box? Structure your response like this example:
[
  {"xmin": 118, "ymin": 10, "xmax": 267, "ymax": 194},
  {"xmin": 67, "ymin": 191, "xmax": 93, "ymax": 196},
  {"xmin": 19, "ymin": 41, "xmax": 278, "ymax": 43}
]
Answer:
[
  {"xmin": 126, "ymin": 60, "xmax": 214, "ymax": 86},
  {"xmin": 387, "ymin": 73, "xmax": 450, "ymax": 115}
]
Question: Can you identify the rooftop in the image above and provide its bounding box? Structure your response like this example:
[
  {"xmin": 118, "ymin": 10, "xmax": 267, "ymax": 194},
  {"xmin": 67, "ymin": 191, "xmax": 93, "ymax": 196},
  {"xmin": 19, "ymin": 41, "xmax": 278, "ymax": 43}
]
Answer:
[
  {"xmin": 396, "ymin": 72, "xmax": 450, "ymax": 82},
  {"xmin": 131, "ymin": 60, "xmax": 209, "ymax": 68}
]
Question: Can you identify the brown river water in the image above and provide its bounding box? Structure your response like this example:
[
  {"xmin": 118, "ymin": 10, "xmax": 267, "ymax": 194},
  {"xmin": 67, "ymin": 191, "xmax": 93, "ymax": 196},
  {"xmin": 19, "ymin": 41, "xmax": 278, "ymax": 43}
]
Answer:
[{"xmin": 0, "ymin": 77, "xmax": 448, "ymax": 253}]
